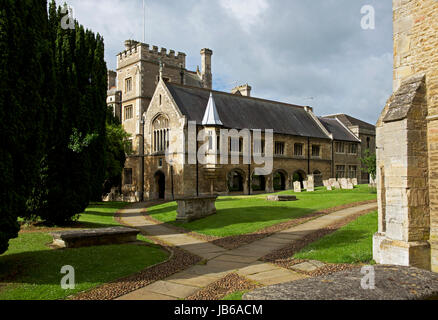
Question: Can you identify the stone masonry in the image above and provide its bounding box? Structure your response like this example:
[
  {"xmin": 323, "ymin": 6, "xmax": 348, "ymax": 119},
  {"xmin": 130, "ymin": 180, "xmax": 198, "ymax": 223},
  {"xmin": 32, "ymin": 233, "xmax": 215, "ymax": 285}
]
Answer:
[{"xmin": 374, "ymin": 0, "xmax": 438, "ymax": 272}]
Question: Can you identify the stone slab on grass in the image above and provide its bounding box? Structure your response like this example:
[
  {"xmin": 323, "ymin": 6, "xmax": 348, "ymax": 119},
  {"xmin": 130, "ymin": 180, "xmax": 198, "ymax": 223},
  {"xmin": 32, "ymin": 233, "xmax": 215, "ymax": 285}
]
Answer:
[
  {"xmin": 51, "ymin": 227, "xmax": 140, "ymax": 249},
  {"xmin": 267, "ymin": 195, "xmax": 297, "ymax": 202},
  {"xmin": 244, "ymin": 266, "xmax": 438, "ymax": 300}
]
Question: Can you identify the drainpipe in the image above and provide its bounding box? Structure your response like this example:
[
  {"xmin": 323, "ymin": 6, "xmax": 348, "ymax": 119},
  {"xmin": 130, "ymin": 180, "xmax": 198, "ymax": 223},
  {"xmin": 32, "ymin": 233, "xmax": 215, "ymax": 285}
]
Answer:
[
  {"xmin": 138, "ymin": 118, "xmax": 145, "ymax": 202},
  {"xmin": 170, "ymin": 164, "xmax": 175, "ymax": 200},
  {"xmin": 248, "ymin": 164, "xmax": 251, "ymax": 196},
  {"xmin": 332, "ymin": 140, "xmax": 335, "ymax": 177},
  {"xmin": 196, "ymin": 139, "xmax": 199, "ymax": 197},
  {"xmin": 307, "ymin": 137, "xmax": 311, "ymax": 174}
]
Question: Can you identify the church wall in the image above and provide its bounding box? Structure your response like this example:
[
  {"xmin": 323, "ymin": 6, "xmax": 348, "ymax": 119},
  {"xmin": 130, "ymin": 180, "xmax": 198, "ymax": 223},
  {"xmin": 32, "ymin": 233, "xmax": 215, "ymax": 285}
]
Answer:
[{"xmin": 390, "ymin": 0, "xmax": 438, "ymax": 271}]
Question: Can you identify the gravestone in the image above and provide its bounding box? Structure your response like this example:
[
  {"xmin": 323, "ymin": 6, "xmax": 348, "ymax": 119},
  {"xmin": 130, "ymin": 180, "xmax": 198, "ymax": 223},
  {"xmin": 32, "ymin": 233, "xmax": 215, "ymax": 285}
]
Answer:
[
  {"xmin": 352, "ymin": 178, "xmax": 358, "ymax": 186},
  {"xmin": 303, "ymin": 181, "xmax": 308, "ymax": 190},
  {"xmin": 333, "ymin": 181, "xmax": 341, "ymax": 189},
  {"xmin": 327, "ymin": 185, "xmax": 333, "ymax": 191},
  {"xmin": 346, "ymin": 182, "xmax": 354, "ymax": 190},
  {"xmin": 294, "ymin": 181, "xmax": 302, "ymax": 193},
  {"xmin": 307, "ymin": 175, "xmax": 315, "ymax": 192},
  {"xmin": 329, "ymin": 178, "xmax": 337, "ymax": 185},
  {"xmin": 323, "ymin": 180, "xmax": 329, "ymax": 187},
  {"xmin": 340, "ymin": 178, "xmax": 349, "ymax": 189}
]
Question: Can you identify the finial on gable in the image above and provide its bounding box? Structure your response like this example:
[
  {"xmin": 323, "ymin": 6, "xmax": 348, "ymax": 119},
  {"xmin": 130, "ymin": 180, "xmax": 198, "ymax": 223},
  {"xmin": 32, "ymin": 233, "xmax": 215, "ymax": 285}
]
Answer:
[{"xmin": 202, "ymin": 92, "xmax": 223, "ymax": 126}]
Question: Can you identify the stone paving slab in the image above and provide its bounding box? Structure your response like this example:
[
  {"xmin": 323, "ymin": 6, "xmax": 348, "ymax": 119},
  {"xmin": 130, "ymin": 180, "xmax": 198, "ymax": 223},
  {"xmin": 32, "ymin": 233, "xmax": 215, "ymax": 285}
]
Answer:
[
  {"xmin": 244, "ymin": 266, "xmax": 438, "ymax": 300},
  {"xmin": 247, "ymin": 269, "xmax": 308, "ymax": 286},
  {"xmin": 116, "ymin": 201, "xmax": 378, "ymax": 300},
  {"xmin": 116, "ymin": 290, "xmax": 177, "ymax": 301},
  {"xmin": 291, "ymin": 260, "xmax": 326, "ymax": 273},
  {"xmin": 184, "ymin": 265, "xmax": 230, "ymax": 278},
  {"xmin": 205, "ymin": 259, "xmax": 250, "ymax": 272},
  {"xmin": 213, "ymin": 254, "xmax": 260, "ymax": 264},
  {"xmin": 237, "ymin": 262, "xmax": 279, "ymax": 276},
  {"xmin": 145, "ymin": 280, "xmax": 200, "ymax": 299},
  {"xmin": 167, "ymin": 272, "xmax": 220, "ymax": 288}
]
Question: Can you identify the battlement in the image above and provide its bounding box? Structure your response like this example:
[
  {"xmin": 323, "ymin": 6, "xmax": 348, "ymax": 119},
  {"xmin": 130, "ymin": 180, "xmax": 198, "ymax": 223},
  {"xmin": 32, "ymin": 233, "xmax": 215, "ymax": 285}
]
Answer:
[{"xmin": 117, "ymin": 40, "xmax": 186, "ymax": 69}]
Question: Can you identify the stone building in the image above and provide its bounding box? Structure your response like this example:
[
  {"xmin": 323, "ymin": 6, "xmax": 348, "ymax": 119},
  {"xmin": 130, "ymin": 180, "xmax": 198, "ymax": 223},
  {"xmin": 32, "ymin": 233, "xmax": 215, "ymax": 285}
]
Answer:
[
  {"xmin": 131, "ymin": 79, "xmax": 371, "ymax": 201},
  {"xmin": 107, "ymin": 40, "xmax": 375, "ymax": 202},
  {"xmin": 374, "ymin": 0, "xmax": 438, "ymax": 272},
  {"xmin": 322, "ymin": 114, "xmax": 376, "ymax": 183}
]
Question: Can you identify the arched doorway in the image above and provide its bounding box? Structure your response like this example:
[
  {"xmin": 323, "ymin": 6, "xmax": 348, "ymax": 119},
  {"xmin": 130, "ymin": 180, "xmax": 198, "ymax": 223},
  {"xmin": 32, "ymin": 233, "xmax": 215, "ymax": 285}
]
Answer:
[
  {"xmin": 313, "ymin": 170, "xmax": 323, "ymax": 187},
  {"xmin": 228, "ymin": 170, "xmax": 244, "ymax": 192},
  {"xmin": 273, "ymin": 170, "xmax": 287, "ymax": 191},
  {"xmin": 252, "ymin": 174, "xmax": 266, "ymax": 192},
  {"xmin": 293, "ymin": 170, "xmax": 307, "ymax": 189},
  {"xmin": 154, "ymin": 171, "xmax": 166, "ymax": 199}
]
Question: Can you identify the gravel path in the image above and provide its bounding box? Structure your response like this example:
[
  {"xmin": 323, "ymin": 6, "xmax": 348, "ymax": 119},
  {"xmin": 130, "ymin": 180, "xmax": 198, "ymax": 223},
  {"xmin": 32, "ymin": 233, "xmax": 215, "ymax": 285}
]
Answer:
[
  {"xmin": 69, "ymin": 201, "xmax": 377, "ymax": 300},
  {"xmin": 143, "ymin": 200, "xmax": 377, "ymax": 250}
]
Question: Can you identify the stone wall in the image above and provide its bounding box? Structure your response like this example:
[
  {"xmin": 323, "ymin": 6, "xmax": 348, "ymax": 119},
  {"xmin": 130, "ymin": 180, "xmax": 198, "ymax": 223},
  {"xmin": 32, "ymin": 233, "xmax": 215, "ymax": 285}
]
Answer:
[
  {"xmin": 374, "ymin": 74, "xmax": 430, "ymax": 270},
  {"xmin": 375, "ymin": 0, "xmax": 438, "ymax": 272}
]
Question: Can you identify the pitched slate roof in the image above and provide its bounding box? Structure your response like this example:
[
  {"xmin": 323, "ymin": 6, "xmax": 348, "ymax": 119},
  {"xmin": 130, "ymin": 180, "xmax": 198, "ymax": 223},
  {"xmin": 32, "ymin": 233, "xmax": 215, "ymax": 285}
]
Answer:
[
  {"xmin": 318, "ymin": 117, "xmax": 361, "ymax": 142},
  {"xmin": 323, "ymin": 114, "xmax": 375, "ymax": 131},
  {"xmin": 166, "ymin": 83, "xmax": 331, "ymax": 139}
]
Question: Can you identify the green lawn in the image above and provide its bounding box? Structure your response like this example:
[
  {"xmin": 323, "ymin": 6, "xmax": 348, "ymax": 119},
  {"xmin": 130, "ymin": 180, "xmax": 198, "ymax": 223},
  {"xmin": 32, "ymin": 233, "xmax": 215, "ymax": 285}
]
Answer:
[
  {"xmin": 222, "ymin": 291, "xmax": 247, "ymax": 300},
  {"xmin": 0, "ymin": 202, "xmax": 169, "ymax": 300},
  {"xmin": 294, "ymin": 211, "xmax": 378, "ymax": 264},
  {"xmin": 147, "ymin": 185, "xmax": 376, "ymax": 237}
]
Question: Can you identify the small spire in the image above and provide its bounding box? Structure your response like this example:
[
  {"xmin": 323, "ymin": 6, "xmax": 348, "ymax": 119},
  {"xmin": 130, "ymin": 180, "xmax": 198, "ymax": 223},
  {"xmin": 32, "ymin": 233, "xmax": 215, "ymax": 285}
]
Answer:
[
  {"xmin": 159, "ymin": 59, "xmax": 164, "ymax": 79},
  {"xmin": 202, "ymin": 92, "xmax": 223, "ymax": 126}
]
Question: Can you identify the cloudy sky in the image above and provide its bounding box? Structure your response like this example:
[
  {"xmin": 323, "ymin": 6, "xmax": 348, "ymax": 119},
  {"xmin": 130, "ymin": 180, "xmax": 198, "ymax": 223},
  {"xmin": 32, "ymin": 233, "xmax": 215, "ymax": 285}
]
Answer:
[{"xmin": 59, "ymin": 0, "xmax": 393, "ymax": 124}]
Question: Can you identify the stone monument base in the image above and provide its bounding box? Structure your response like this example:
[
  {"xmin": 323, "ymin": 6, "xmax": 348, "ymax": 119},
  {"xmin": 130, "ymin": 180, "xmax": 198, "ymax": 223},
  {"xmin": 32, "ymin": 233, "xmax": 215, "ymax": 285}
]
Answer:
[
  {"xmin": 373, "ymin": 233, "xmax": 431, "ymax": 271},
  {"xmin": 176, "ymin": 195, "xmax": 218, "ymax": 222}
]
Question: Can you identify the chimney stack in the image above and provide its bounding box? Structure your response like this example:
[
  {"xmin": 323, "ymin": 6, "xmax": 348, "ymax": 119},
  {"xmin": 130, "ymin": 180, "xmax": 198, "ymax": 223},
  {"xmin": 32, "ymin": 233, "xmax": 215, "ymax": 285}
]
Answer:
[
  {"xmin": 200, "ymin": 48, "xmax": 213, "ymax": 89},
  {"xmin": 231, "ymin": 84, "xmax": 252, "ymax": 97},
  {"xmin": 108, "ymin": 70, "xmax": 117, "ymax": 90}
]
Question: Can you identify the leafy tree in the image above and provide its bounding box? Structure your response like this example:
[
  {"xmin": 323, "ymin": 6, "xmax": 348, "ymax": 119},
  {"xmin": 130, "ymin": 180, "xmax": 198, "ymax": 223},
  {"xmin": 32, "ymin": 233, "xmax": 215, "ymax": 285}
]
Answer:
[
  {"xmin": 103, "ymin": 120, "xmax": 131, "ymax": 194},
  {"xmin": 361, "ymin": 149, "xmax": 377, "ymax": 180},
  {"xmin": 0, "ymin": 0, "xmax": 54, "ymax": 253}
]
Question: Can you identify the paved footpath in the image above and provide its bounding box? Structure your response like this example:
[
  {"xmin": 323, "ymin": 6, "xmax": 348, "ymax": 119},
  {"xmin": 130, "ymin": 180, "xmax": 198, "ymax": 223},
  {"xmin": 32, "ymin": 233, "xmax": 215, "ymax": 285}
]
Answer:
[{"xmin": 116, "ymin": 202, "xmax": 377, "ymax": 300}]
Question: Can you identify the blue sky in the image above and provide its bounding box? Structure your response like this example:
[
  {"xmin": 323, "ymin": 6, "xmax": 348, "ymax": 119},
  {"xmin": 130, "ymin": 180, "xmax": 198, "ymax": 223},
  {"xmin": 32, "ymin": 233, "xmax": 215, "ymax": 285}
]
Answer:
[{"xmin": 59, "ymin": 0, "xmax": 393, "ymax": 124}]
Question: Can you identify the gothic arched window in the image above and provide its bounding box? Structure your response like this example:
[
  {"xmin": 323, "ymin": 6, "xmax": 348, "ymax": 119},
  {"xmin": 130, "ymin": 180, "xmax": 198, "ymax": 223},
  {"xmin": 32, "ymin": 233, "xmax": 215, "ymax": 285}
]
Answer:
[{"xmin": 152, "ymin": 115, "xmax": 170, "ymax": 153}]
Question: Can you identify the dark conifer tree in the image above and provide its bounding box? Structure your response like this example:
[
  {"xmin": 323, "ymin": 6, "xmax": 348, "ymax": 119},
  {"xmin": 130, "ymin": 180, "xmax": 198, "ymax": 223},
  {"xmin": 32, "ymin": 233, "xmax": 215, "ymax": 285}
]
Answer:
[{"xmin": 0, "ymin": 0, "xmax": 54, "ymax": 253}]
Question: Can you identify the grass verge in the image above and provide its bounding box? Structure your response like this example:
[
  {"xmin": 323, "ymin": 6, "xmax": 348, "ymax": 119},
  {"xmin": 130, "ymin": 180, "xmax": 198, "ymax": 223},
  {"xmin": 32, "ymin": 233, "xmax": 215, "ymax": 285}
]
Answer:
[
  {"xmin": 293, "ymin": 211, "xmax": 378, "ymax": 264},
  {"xmin": 0, "ymin": 202, "xmax": 169, "ymax": 300},
  {"xmin": 147, "ymin": 185, "xmax": 376, "ymax": 237}
]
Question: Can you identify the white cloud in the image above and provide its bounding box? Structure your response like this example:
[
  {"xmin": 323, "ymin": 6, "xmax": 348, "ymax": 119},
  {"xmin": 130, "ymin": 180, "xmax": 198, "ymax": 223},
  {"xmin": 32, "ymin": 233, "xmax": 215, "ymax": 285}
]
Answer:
[{"xmin": 219, "ymin": 0, "xmax": 269, "ymax": 32}]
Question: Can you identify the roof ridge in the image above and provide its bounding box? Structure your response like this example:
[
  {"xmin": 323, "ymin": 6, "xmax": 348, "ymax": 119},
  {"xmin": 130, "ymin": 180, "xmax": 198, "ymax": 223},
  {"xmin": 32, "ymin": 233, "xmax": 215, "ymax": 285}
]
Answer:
[{"xmin": 166, "ymin": 82, "xmax": 308, "ymax": 110}]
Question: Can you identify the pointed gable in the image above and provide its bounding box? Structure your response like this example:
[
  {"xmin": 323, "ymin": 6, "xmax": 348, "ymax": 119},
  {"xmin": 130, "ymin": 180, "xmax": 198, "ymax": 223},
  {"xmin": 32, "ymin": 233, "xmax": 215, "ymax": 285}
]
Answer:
[{"xmin": 202, "ymin": 92, "xmax": 223, "ymax": 126}]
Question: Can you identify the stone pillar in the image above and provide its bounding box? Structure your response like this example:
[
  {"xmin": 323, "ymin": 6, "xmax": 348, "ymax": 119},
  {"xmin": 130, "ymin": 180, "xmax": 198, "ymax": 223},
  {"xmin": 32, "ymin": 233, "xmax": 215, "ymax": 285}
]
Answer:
[{"xmin": 373, "ymin": 74, "xmax": 431, "ymax": 270}]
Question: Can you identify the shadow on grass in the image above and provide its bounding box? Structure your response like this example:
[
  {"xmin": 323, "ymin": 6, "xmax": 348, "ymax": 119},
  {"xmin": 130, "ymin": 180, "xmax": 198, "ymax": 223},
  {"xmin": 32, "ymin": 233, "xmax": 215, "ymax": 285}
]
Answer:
[{"xmin": 0, "ymin": 243, "xmax": 167, "ymax": 287}]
